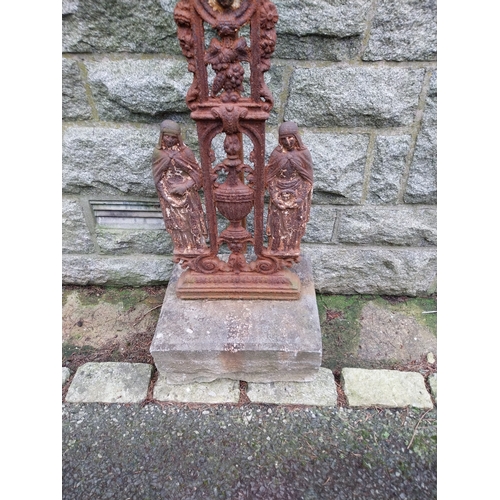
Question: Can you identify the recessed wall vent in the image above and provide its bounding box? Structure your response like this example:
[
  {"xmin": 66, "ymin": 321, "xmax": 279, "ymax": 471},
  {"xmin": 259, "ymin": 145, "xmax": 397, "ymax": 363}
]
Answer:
[{"xmin": 90, "ymin": 201, "xmax": 163, "ymax": 229}]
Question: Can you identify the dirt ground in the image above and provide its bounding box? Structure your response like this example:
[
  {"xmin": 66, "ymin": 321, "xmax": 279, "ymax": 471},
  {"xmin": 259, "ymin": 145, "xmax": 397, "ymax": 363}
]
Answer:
[{"xmin": 62, "ymin": 286, "xmax": 437, "ymax": 378}]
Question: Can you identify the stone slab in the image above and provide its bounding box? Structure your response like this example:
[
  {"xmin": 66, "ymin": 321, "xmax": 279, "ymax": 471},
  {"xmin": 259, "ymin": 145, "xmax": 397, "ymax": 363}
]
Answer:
[
  {"xmin": 341, "ymin": 368, "xmax": 433, "ymax": 409},
  {"xmin": 150, "ymin": 256, "xmax": 322, "ymax": 384},
  {"xmin": 153, "ymin": 376, "xmax": 240, "ymax": 404},
  {"xmin": 65, "ymin": 362, "xmax": 153, "ymax": 403},
  {"xmin": 247, "ymin": 367, "xmax": 337, "ymax": 406}
]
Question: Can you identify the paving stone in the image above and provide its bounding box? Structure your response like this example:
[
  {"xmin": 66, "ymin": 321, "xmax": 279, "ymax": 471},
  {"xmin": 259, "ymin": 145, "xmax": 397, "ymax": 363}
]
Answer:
[
  {"xmin": 153, "ymin": 376, "xmax": 240, "ymax": 404},
  {"xmin": 65, "ymin": 362, "xmax": 153, "ymax": 403},
  {"xmin": 428, "ymin": 373, "xmax": 437, "ymax": 402},
  {"xmin": 62, "ymin": 367, "xmax": 71, "ymax": 386},
  {"xmin": 341, "ymin": 368, "xmax": 433, "ymax": 409},
  {"xmin": 247, "ymin": 368, "xmax": 337, "ymax": 406}
]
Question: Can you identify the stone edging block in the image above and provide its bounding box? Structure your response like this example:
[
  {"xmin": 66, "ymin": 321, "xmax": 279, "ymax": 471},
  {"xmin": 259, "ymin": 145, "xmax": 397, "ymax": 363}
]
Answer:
[
  {"xmin": 153, "ymin": 376, "xmax": 240, "ymax": 404},
  {"xmin": 65, "ymin": 362, "xmax": 153, "ymax": 403},
  {"xmin": 246, "ymin": 367, "xmax": 337, "ymax": 406},
  {"xmin": 341, "ymin": 368, "xmax": 433, "ymax": 409}
]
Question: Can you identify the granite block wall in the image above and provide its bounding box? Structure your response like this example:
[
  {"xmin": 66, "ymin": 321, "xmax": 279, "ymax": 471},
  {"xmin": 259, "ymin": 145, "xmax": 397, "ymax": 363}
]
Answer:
[{"xmin": 62, "ymin": 0, "xmax": 437, "ymax": 295}]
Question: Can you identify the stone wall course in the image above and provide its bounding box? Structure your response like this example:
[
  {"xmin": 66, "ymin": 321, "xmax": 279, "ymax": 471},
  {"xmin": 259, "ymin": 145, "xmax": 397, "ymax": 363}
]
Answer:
[
  {"xmin": 62, "ymin": 0, "xmax": 179, "ymax": 54},
  {"xmin": 303, "ymin": 245, "xmax": 437, "ymax": 296},
  {"xmin": 363, "ymin": 0, "xmax": 437, "ymax": 62},
  {"xmin": 302, "ymin": 131, "xmax": 369, "ymax": 205},
  {"xmin": 62, "ymin": 199, "xmax": 95, "ymax": 254},
  {"xmin": 337, "ymin": 206, "xmax": 437, "ymax": 246},
  {"xmin": 286, "ymin": 67, "xmax": 426, "ymax": 128},
  {"xmin": 368, "ymin": 135, "xmax": 412, "ymax": 204},
  {"xmin": 86, "ymin": 58, "xmax": 192, "ymax": 122},
  {"xmin": 62, "ymin": 254, "xmax": 174, "ymax": 286},
  {"xmin": 62, "ymin": 125, "xmax": 159, "ymax": 196},
  {"xmin": 95, "ymin": 227, "xmax": 173, "ymax": 255},
  {"xmin": 405, "ymin": 70, "xmax": 437, "ymax": 203},
  {"xmin": 62, "ymin": 58, "xmax": 93, "ymax": 121}
]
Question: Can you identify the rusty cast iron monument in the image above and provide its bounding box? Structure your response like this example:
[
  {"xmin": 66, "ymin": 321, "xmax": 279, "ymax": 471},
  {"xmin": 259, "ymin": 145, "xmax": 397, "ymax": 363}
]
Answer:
[{"xmin": 150, "ymin": 0, "xmax": 322, "ymax": 384}]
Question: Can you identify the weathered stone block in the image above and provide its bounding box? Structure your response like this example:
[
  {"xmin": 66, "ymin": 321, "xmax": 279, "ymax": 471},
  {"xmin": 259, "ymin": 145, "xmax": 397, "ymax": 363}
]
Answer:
[
  {"xmin": 303, "ymin": 205, "xmax": 337, "ymax": 243},
  {"xmin": 265, "ymin": 63, "xmax": 289, "ymax": 125},
  {"xmin": 302, "ymin": 244, "xmax": 437, "ymax": 296},
  {"xmin": 150, "ymin": 256, "xmax": 322, "ymax": 384},
  {"xmin": 274, "ymin": 0, "xmax": 371, "ymax": 38},
  {"xmin": 62, "ymin": 125, "xmax": 158, "ymax": 196},
  {"xmin": 337, "ymin": 206, "xmax": 437, "ymax": 246},
  {"xmin": 274, "ymin": 35, "xmax": 362, "ymax": 61},
  {"xmin": 62, "ymin": 0, "xmax": 180, "ymax": 54},
  {"xmin": 301, "ymin": 132, "xmax": 369, "ymax": 204},
  {"xmin": 62, "ymin": 254, "xmax": 174, "ymax": 286},
  {"xmin": 368, "ymin": 135, "xmax": 412, "ymax": 204},
  {"xmin": 62, "ymin": 58, "xmax": 92, "ymax": 121},
  {"xmin": 62, "ymin": 199, "xmax": 94, "ymax": 254},
  {"xmin": 341, "ymin": 368, "xmax": 433, "ymax": 409},
  {"xmin": 95, "ymin": 227, "xmax": 173, "ymax": 255},
  {"xmin": 286, "ymin": 67, "xmax": 425, "ymax": 127},
  {"xmin": 86, "ymin": 58, "xmax": 191, "ymax": 122},
  {"xmin": 363, "ymin": 0, "xmax": 437, "ymax": 61},
  {"xmin": 153, "ymin": 377, "xmax": 240, "ymax": 404},
  {"xmin": 272, "ymin": 0, "xmax": 370, "ymax": 60},
  {"xmin": 405, "ymin": 70, "xmax": 437, "ymax": 203},
  {"xmin": 65, "ymin": 362, "xmax": 153, "ymax": 403},
  {"xmin": 247, "ymin": 367, "xmax": 337, "ymax": 406}
]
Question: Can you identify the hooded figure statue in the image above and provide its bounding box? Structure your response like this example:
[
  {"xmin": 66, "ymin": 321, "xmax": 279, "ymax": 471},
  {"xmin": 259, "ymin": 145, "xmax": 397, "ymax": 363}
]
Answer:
[
  {"xmin": 264, "ymin": 121, "xmax": 313, "ymax": 257},
  {"xmin": 152, "ymin": 120, "xmax": 207, "ymax": 256}
]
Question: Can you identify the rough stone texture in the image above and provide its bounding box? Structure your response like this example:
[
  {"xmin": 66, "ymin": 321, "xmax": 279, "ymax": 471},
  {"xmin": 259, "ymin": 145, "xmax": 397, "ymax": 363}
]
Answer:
[
  {"xmin": 273, "ymin": 0, "xmax": 370, "ymax": 60},
  {"xmin": 62, "ymin": 125, "xmax": 158, "ymax": 196},
  {"xmin": 303, "ymin": 205, "xmax": 336, "ymax": 243},
  {"xmin": 264, "ymin": 63, "xmax": 288, "ymax": 125},
  {"xmin": 368, "ymin": 135, "xmax": 412, "ymax": 204},
  {"xmin": 62, "ymin": 254, "xmax": 174, "ymax": 286},
  {"xmin": 86, "ymin": 58, "xmax": 191, "ymax": 122},
  {"xmin": 150, "ymin": 256, "xmax": 322, "ymax": 384},
  {"xmin": 247, "ymin": 367, "xmax": 338, "ymax": 406},
  {"xmin": 363, "ymin": 0, "xmax": 437, "ymax": 62},
  {"xmin": 337, "ymin": 206, "xmax": 437, "ymax": 246},
  {"xmin": 303, "ymin": 245, "xmax": 437, "ymax": 296},
  {"xmin": 65, "ymin": 362, "xmax": 153, "ymax": 403},
  {"xmin": 95, "ymin": 227, "xmax": 173, "ymax": 255},
  {"xmin": 428, "ymin": 373, "xmax": 437, "ymax": 402},
  {"xmin": 275, "ymin": 0, "xmax": 370, "ymax": 37},
  {"xmin": 302, "ymin": 132, "xmax": 369, "ymax": 205},
  {"xmin": 62, "ymin": 367, "xmax": 71, "ymax": 386},
  {"xmin": 153, "ymin": 376, "xmax": 240, "ymax": 404},
  {"xmin": 286, "ymin": 67, "xmax": 425, "ymax": 128},
  {"xmin": 275, "ymin": 34, "xmax": 362, "ymax": 62},
  {"xmin": 62, "ymin": 58, "xmax": 92, "ymax": 120},
  {"xmin": 62, "ymin": 199, "xmax": 95, "ymax": 254},
  {"xmin": 357, "ymin": 302, "xmax": 436, "ymax": 363},
  {"xmin": 405, "ymin": 70, "xmax": 437, "ymax": 203},
  {"xmin": 62, "ymin": 0, "xmax": 180, "ymax": 54},
  {"xmin": 341, "ymin": 368, "xmax": 433, "ymax": 409}
]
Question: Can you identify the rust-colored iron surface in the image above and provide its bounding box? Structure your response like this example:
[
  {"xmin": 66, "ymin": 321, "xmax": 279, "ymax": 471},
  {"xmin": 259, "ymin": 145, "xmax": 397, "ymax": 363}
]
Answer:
[{"xmin": 153, "ymin": 0, "xmax": 313, "ymax": 299}]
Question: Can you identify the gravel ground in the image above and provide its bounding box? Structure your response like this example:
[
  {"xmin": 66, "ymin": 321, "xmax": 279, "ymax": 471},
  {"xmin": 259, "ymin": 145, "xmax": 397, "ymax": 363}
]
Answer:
[{"xmin": 62, "ymin": 402, "xmax": 436, "ymax": 499}]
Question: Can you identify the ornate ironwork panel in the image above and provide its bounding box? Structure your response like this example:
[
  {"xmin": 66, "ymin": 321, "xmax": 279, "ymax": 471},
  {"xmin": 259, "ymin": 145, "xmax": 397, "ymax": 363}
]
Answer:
[{"xmin": 153, "ymin": 0, "xmax": 314, "ymax": 299}]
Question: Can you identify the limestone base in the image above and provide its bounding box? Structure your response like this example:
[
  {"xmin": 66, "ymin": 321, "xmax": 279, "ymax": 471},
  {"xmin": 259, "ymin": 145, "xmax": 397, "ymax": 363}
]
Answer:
[{"xmin": 150, "ymin": 256, "xmax": 322, "ymax": 384}]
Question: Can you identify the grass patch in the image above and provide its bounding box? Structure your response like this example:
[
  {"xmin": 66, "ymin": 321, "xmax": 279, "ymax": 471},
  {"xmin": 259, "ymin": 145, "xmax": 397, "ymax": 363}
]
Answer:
[{"xmin": 317, "ymin": 294, "xmax": 372, "ymax": 372}]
